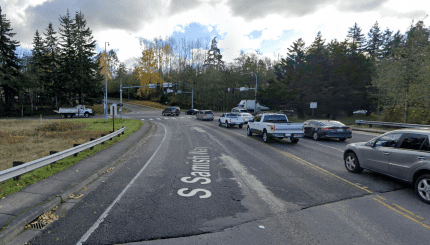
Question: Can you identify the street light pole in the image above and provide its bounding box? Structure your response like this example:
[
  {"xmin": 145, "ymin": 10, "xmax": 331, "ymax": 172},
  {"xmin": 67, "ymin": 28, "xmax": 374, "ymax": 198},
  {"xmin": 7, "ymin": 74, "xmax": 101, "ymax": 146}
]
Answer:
[
  {"xmin": 120, "ymin": 72, "xmax": 133, "ymax": 119},
  {"xmin": 104, "ymin": 42, "xmax": 109, "ymax": 122},
  {"xmin": 241, "ymin": 72, "xmax": 258, "ymax": 113}
]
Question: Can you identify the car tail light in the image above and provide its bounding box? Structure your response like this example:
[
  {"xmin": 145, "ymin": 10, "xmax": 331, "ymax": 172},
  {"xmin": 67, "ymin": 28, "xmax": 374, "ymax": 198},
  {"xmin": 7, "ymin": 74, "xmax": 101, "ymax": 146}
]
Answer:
[
  {"xmin": 229, "ymin": 119, "xmax": 231, "ymax": 122},
  {"xmin": 204, "ymin": 114, "xmax": 207, "ymax": 116},
  {"xmin": 346, "ymin": 128, "xmax": 351, "ymax": 131},
  {"xmin": 302, "ymin": 125, "xmax": 304, "ymax": 131},
  {"xmin": 322, "ymin": 128, "xmax": 333, "ymax": 131}
]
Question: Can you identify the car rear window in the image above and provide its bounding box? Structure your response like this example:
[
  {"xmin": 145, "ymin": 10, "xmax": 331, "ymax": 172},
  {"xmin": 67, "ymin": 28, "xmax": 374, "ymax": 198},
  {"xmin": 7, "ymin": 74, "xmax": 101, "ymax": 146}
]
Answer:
[
  {"xmin": 323, "ymin": 121, "xmax": 344, "ymax": 126},
  {"xmin": 227, "ymin": 114, "xmax": 238, "ymax": 118},
  {"xmin": 263, "ymin": 115, "xmax": 288, "ymax": 122},
  {"xmin": 204, "ymin": 111, "xmax": 213, "ymax": 114}
]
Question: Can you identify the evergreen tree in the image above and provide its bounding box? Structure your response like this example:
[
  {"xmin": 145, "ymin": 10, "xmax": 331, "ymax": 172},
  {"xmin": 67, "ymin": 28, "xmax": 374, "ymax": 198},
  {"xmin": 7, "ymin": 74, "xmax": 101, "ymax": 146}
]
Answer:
[
  {"xmin": 32, "ymin": 30, "xmax": 45, "ymax": 90},
  {"xmin": 347, "ymin": 23, "xmax": 365, "ymax": 55},
  {"xmin": 0, "ymin": 6, "xmax": 20, "ymax": 105},
  {"xmin": 42, "ymin": 22, "xmax": 61, "ymax": 108},
  {"xmin": 366, "ymin": 21, "xmax": 383, "ymax": 60},
  {"xmin": 58, "ymin": 9, "xmax": 76, "ymax": 106},
  {"xmin": 73, "ymin": 11, "xmax": 102, "ymax": 104}
]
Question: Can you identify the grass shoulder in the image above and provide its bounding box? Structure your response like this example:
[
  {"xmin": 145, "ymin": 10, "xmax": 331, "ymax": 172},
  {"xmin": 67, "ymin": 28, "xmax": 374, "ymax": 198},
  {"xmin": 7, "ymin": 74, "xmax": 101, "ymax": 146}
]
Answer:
[{"xmin": 0, "ymin": 118, "xmax": 143, "ymax": 198}]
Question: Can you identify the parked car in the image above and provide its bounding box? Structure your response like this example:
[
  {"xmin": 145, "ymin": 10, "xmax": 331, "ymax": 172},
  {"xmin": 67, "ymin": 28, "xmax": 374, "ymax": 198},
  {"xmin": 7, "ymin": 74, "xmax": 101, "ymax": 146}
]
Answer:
[
  {"xmin": 196, "ymin": 110, "xmax": 214, "ymax": 121},
  {"xmin": 162, "ymin": 107, "xmax": 180, "ymax": 116},
  {"xmin": 238, "ymin": 112, "xmax": 254, "ymax": 124},
  {"xmin": 303, "ymin": 120, "xmax": 352, "ymax": 141},
  {"xmin": 343, "ymin": 128, "xmax": 430, "ymax": 204},
  {"xmin": 247, "ymin": 113, "xmax": 304, "ymax": 143},
  {"xmin": 186, "ymin": 109, "xmax": 199, "ymax": 115},
  {"xmin": 219, "ymin": 113, "xmax": 245, "ymax": 128}
]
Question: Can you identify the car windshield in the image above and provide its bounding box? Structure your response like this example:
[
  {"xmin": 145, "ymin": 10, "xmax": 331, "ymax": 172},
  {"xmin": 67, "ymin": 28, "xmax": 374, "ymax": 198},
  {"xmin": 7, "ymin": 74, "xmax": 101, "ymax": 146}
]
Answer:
[{"xmin": 263, "ymin": 115, "xmax": 288, "ymax": 122}]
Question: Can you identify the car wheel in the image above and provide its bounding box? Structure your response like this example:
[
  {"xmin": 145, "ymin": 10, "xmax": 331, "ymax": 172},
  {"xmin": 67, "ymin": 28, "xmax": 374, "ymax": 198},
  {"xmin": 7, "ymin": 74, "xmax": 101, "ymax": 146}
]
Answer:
[
  {"xmin": 247, "ymin": 127, "xmax": 253, "ymax": 136},
  {"xmin": 67, "ymin": 114, "xmax": 72, "ymax": 118},
  {"xmin": 219, "ymin": 120, "xmax": 222, "ymax": 126},
  {"xmin": 339, "ymin": 138, "xmax": 347, "ymax": 141},
  {"xmin": 344, "ymin": 152, "xmax": 363, "ymax": 173},
  {"xmin": 239, "ymin": 124, "xmax": 243, "ymax": 128},
  {"xmin": 225, "ymin": 121, "xmax": 229, "ymax": 128},
  {"xmin": 415, "ymin": 174, "xmax": 430, "ymax": 204},
  {"xmin": 291, "ymin": 138, "xmax": 299, "ymax": 143},
  {"xmin": 84, "ymin": 112, "xmax": 89, "ymax": 118},
  {"xmin": 313, "ymin": 132, "xmax": 319, "ymax": 141},
  {"xmin": 263, "ymin": 130, "xmax": 270, "ymax": 143}
]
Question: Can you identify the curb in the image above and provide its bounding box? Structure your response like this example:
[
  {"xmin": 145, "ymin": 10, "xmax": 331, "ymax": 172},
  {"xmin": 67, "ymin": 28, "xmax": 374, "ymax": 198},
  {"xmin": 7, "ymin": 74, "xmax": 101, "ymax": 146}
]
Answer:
[{"xmin": 0, "ymin": 122, "xmax": 156, "ymax": 245}]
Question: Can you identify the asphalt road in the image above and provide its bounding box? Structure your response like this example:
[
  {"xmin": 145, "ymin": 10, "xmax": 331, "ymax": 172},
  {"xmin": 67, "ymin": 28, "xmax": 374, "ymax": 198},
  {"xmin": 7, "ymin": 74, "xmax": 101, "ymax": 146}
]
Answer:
[{"xmin": 28, "ymin": 102, "xmax": 430, "ymax": 245}]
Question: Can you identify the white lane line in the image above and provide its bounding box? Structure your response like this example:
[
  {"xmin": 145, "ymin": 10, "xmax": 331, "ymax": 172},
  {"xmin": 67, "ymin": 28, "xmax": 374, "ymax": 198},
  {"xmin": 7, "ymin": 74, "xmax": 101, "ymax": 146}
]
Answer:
[
  {"xmin": 149, "ymin": 118, "xmax": 153, "ymax": 120},
  {"xmin": 77, "ymin": 124, "xmax": 168, "ymax": 245},
  {"xmin": 187, "ymin": 117, "xmax": 192, "ymax": 118},
  {"xmin": 141, "ymin": 119, "xmax": 145, "ymax": 121},
  {"xmin": 157, "ymin": 118, "xmax": 161, "ymax": 120},
  {"xmin": 164, "ymin": 118, "xmax": 168, "ymax": 119},
  {"xmin": 180, "ymin": 117, "xmax": 184, "ymax": 118}
]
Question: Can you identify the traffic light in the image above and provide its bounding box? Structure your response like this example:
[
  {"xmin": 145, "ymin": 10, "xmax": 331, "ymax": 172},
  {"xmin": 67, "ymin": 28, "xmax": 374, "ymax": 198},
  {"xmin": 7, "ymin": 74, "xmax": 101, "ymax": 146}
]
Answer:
[{"xmin": 157, "ymin": 83, "xmax": 160, "ymax": 90}]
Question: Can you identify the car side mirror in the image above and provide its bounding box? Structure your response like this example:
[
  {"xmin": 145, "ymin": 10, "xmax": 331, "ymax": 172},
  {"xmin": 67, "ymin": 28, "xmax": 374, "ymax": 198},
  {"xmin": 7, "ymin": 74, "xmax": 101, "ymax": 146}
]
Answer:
[{"xmin": 365, "ymin": 141, "xmax": 374, "ymax": 147}]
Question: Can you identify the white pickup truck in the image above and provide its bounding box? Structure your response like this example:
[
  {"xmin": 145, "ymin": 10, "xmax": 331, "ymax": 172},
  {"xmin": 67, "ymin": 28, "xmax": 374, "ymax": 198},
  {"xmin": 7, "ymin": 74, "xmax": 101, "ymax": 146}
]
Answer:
[
  {"xmin": 54, "ymin": 105, "xmax": 94, "ymax": 118},
  {"xmin": 247, "ymin": 113, "xmax": 304, "ymax": 143},
  {"xmin": 219, "ymin": 113, "xmax": 245, "ymax": 128}
]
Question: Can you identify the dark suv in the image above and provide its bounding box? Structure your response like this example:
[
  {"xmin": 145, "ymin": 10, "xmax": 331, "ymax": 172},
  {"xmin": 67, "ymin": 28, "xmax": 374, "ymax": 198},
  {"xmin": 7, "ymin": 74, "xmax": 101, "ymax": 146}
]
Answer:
[{"xmin": 162, "ymin": 107, "xmax": 180, "ymax": 116}]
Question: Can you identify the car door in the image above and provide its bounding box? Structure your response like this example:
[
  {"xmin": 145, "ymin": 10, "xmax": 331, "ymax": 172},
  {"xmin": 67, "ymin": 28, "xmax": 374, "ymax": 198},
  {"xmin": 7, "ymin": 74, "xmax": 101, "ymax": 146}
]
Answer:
[
  {"xmin": 359, "ymin": 132, "xmax": 403, "ymax": 173},
  {"xmin": 388, "ymin": 133, "xmax": 429, "ymax": 181}
]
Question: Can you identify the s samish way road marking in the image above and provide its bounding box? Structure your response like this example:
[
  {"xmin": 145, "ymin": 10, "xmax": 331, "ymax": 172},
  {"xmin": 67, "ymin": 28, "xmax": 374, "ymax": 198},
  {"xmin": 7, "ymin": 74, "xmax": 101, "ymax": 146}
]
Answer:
[{"xmin": 177, "ymin": 147, "xmax": 212, "ymax": 199}]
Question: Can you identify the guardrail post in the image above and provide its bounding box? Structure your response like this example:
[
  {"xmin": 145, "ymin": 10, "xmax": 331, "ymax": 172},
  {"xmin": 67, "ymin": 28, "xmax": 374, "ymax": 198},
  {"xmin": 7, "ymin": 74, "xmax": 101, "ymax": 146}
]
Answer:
[
  {"xmin": 122, "ymin": 126, "xmax": 125, "ymax": 135},
  {"xmin": 109, "ymin": 131, "xmax": 113, "ymax": 140},
  {"xmin": 90, "ymin": 138, "xmax": 95, "ymax": 150},
  {"xmin": 73, "ymin": 144, "xmax": 80, "ymax": 156},
  {"xmin": 50, "ymin": 151, "xmax": 58, "ymax": 164},
  {"xmin": 101, "ymin": 134, "xmax": 106, "ymax": 144},
  {"xmin": 369, "ymin": 124, "xmax": 372, "ymax": 128},
  {"xmin": 13, "ymin": 161, "xmax": 24, "ymax": 180}
]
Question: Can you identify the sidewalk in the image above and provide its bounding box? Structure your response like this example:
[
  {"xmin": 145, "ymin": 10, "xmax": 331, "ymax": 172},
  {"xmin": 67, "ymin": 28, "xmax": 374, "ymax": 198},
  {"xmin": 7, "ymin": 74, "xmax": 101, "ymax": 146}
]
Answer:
[{"xmin": 0, "ymin": 121, "xmax": 154, "ymax": 245}]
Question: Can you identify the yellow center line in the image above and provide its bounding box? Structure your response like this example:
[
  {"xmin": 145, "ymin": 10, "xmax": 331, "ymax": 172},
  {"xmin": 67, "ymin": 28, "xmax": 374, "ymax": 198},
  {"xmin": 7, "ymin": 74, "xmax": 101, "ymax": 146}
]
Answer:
[
  {"xmin": 392, "ymin": 203, "xmax": 425, "ymax": 220},
  {"xmin": 203, "ymin": 121, "xmax": 372, "ymax": 194},
  {"xmin": 373, "ymin": 198, "xmax": 430, "ymax": 229},
  {"xmin": 376, "ymin": 195, "xmax": 386, "ymax": 200}
]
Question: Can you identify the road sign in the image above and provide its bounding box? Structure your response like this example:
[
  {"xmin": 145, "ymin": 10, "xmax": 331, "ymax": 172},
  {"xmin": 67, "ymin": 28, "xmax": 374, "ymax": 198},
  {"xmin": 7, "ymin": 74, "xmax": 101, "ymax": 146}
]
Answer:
[
  {"xmin": 240, "ymin": 87, "xmax": 245, "ymax": 91},
  {"xmin": 167, "ymin": 89, "xmax": 173, "ymax": 93},
  {"xmin": 149, "ymin": 84, "xmax": 156, "ymax": 88},
  {"xmin": 163, "ymin": 83, "xmax": 168, "ymax": 88},
  {"xmin": 168, "ymin": 83, "xmax": 172, "ymax": 88},
  {"xmin": 310, "ymin": 102, "xmax": 317, "ymax": 108}
]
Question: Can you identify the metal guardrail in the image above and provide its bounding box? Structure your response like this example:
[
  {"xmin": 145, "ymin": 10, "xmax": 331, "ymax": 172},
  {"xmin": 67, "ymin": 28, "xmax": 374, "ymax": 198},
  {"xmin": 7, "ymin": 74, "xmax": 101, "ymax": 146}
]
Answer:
[
  {"xmin": 355, "ymin": 120, "xmax": 430, "ymax": 128},
  {"xmin": 0, "ymin": 127, "xmax": 126, "ymax": 183}
]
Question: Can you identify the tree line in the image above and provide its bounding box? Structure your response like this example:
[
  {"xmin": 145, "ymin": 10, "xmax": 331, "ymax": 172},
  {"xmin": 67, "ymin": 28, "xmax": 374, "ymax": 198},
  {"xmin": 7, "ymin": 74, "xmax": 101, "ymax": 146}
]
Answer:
[
  {"xmin": 1, "ymin": 5, "xmax": 430, "ymax": 123},
  {"xmin": 0, "ymin": 7, "xmax": 102, "ymax": 116}
]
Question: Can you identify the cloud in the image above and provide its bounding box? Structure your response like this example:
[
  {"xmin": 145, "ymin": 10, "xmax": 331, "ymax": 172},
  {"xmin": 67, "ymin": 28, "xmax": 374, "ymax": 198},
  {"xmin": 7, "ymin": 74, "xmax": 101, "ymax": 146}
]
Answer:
[
  {"xmin": 336, "ymin": 0, "xmax": 389, "ymax": 12},
  {"xmin": 225, "ymin": 0, "xmax": 332, "ymax": 20}
]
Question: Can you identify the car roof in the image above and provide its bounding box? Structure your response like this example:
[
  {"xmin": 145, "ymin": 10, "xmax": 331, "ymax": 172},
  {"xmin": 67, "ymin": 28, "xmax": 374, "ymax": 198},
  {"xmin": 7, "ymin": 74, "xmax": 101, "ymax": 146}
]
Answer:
[{"xmin": 391, "ymin": 128, "xmax": 430, "ymax": 134}]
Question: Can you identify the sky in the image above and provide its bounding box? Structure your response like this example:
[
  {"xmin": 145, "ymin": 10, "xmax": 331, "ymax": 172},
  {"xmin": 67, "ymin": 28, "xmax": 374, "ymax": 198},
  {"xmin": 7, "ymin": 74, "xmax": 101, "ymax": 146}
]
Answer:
[{"xmin": 2, "ymin": 0, "xmax": 429, "ymax": 69}]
